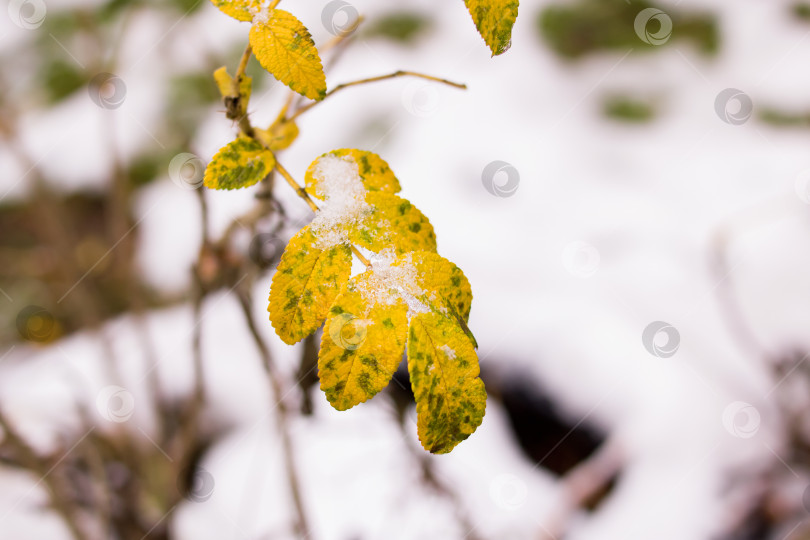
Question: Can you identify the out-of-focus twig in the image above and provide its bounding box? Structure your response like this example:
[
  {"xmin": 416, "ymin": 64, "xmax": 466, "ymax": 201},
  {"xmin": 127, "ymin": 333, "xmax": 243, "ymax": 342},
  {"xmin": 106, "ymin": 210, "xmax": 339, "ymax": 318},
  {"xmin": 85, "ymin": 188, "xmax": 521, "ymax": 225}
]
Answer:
[
  {"xmin": 236, "ymin": 289, "xmax": 312, "ymax": 538},
  {"xmin": 0, "ymin": 408, "xmax": 88, "ymax": 540},
  {"xmin": 538, "ymin": 436, "xmax": 623, "ymax": 540}
]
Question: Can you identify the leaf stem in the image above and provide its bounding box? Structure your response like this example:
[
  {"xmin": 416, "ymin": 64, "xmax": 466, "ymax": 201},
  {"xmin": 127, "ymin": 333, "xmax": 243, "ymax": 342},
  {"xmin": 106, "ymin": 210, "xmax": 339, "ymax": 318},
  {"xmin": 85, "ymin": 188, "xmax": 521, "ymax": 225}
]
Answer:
[
  {"xmin": 232, "ymin": 43, "xmax": 255, "ymax": 137},
  {"xmin": 267, "ymin": 0, "xmax": 282, "ymax": 10},
  {"xmin": 273, "ymin": 157, "xmax": 372, "ymax": 267},
  {"xmin": 289, "ymin": 71, "xmax": 467, "ymax": 121}
]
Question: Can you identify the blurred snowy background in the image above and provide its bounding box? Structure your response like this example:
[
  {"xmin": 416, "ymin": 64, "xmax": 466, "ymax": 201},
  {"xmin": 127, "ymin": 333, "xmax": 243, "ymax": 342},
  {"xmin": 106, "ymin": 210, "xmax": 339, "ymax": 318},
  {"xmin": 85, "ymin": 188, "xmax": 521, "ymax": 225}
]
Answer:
[{"xmin": 1, "ymin": 0, "xmax": 810, "ymax": 538}]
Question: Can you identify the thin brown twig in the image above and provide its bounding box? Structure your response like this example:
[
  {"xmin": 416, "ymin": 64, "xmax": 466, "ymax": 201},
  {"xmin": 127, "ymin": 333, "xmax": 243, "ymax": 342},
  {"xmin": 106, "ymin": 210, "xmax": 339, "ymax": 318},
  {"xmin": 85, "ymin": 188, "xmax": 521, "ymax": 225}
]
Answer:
[
  {"xmin": 236, "ymin": 290, "xmax": 311, "ymax": 538},
  {"xmin": 289, "ymin": 71, "xmax": 467, "ymax": 121},
  {"xmin": 0, "ymin": 409, "xmax": 88, "ymax": 540}
]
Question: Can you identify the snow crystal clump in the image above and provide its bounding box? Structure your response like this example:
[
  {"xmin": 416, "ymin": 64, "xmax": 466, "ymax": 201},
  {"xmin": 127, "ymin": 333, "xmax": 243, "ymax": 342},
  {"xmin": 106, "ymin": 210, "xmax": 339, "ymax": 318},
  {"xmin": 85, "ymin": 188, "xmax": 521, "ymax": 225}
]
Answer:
[
  {"xmin": 251, "ymin": 6, "xmax": 270, "ymax": 24},
  {"xmin": 357, "ymin": 250, "xmax": 431, "ymax": 318},
  {"xmin": 439, "ymin": 344, "xmax": 456, "ymax": 360},
  {"xmin": 309, "ymin": 155, "xmax": 372, "ymax": 249}
]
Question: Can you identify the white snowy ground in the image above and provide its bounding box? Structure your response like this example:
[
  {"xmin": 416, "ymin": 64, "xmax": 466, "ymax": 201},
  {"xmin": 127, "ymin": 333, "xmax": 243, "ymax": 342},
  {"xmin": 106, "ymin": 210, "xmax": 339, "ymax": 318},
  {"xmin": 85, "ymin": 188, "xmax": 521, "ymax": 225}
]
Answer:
[{"xmin": 1, "ymin": 0, "xmax": 810, "ymax": 538}]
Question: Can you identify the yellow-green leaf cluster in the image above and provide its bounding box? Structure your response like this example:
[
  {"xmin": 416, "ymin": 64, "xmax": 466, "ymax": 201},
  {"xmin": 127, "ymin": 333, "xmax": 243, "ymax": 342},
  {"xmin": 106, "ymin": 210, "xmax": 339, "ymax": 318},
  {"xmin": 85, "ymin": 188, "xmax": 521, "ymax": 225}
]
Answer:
[
  {"xmin": 265, "ymin": 149, "xmax": 485, "ymax": 454},
  {"xmin": 268, "ymin": 149, "xmax": 434, "ymax": 343},
  {"xmin": 204, "ymin": 136, "xmax": 275, "ymax": 190},
  {"xmin": 317, "ymin": 250, "xmax": 485, "ymax": 453},
  {"xmin": 463, "ymin": 0, "xmax": 519, "ymax": 56},
  {"xmin": 249, "ymin": 10, "xmax": 327, "ymax": 101}
]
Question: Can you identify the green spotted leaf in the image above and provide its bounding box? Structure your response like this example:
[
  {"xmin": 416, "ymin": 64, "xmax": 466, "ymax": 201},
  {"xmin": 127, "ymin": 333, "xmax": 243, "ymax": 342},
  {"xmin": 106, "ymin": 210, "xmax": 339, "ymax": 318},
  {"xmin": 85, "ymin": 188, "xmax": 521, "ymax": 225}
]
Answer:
[
  {"xmin": 249, "ymin": 9, "xmax": 327, "ymax": 101},
  {"xmin": 407, "ymin": 251, "xmax": 472, "ymax": 322},
  {"xmin": 349, "ymin": 192, "xmax": 436, "ymax": 255},
  {"xmin": 268, "ymin": 225, "xmax": 352, "ymax": 344},
  {"xmin": 318, "ymin": 274, "xmax": 409, "ymax": 410},
  {"xmin": 204, "ymin": 136, "xmax": 275, "ymax": 190},
  {"xmin": 463, "ymin": 0, "xmax": 519, "ymax": 56},
  {"xmin": 305, "ymin": 149, "xmax": 401, "ymax": 200},
  {"xmin": 407, "ymin": 311, "xmax": 486, "ymax": 454}
]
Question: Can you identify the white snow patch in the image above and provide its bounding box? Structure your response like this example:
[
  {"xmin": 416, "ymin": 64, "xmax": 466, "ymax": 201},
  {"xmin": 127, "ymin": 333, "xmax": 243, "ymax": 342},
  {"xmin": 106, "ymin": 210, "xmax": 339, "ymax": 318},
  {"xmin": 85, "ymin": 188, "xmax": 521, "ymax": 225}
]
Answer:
[
  {"xmin": 309, "ymin": 154, "xmax": 372, "ymax": 249},
  {"xmin": 356, "ymin": 249, "xmax": 431, "ymax": 318},
  {"xmin": 251, "ymin": 6, "xmax": 270, "ymax": 25},
  {"xmin": 439, "ymin": 344, "xmax": 456, "ymax": 360}
]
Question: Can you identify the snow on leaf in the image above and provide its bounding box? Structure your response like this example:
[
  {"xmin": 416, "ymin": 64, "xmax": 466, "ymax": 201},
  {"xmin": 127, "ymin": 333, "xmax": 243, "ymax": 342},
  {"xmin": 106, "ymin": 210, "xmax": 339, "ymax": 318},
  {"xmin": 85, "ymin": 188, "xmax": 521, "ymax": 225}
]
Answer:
[
  {"xmin": 305, "ymin": 149, "xmax": 401, "ymax": 200},
  {"xmin": 306, "ymin": 154, "xmax": 373, "ymax": 250},
  {"xmin": 249, "ymin": 10, "xmax": 327, "ymax": 101},
  {"xmin": 268, "ymin": 225, "xmax": 352, "ymax": 344},
  {"xmin": 407, "ymin": 311, "xmax": 486, "ymax": 454},
  {"xmin": 318, "ymin": 273, "xmax": 408, "ymax": 410},
  {"xmin": 349, "ymin": 192, "xmax": 437, "ymax": 255},
  {"xmin": 302, "ymin": 151, "xmax": 430, "ymax": 254},
  {"xmin": 209, "ymin": 0, "xmax": 261, "ymax": 22},
  {"xmin": 204, "ymin": 136, "xmax": 275, "ymax": 190},
  {"xmin": 356, "ymin": 249, "xmax": 431, "ymax": 319},
  {"xmin": 463, "ymin": 0, "xmax": 519, "ymax": 56}
]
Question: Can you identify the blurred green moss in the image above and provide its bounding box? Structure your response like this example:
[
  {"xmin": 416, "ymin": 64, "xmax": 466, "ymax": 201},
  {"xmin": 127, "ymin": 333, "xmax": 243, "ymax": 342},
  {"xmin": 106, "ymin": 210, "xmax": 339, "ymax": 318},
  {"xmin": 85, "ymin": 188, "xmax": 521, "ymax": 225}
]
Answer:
[
  {"xmin": 602, "ymin": 95, "xmax": 656, "ymax": 123},
  {"xmin": 792, "ymin": 2, "xmax": 810, "ymax": 21},
  {"xmin": 41, "ymin": 60, "xmax": 87, "ymax": 104},
  {"xmin": 538, "ymin": 0, "xmax": 719, "ymax": 60},
  {"xmin": 363, "ymin": 11, "xmax": 433, "ymax": 44},
  {"xmin": 758, "ymin": 108, "xmax": 810, "ymax": 128}
]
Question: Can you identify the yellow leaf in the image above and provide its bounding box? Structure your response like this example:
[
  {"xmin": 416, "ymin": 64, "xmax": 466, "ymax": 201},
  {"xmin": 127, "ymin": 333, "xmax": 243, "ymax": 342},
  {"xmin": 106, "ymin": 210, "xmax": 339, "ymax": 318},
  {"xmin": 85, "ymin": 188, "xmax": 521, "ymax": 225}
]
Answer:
[
  {"xmin": 407, "ymin": 312, "xmax": 486, "ymax": 454},
  {"xmin": 305, "ymin": 149, "xmax": 401, "ymax": 200},
  {"xmin": 349, "ymin": 193, "xmax": 436, "ymax": 255},
  {"xmin": 249, "ymin": 10, "xmax": 327, "ymax": 101},
  {"xmin": 210, "ymin": 0, "xmax": 260, "ymax": 22},
  {"xmin": 268, "ymin": 225, "xmax": 352, "ymax": 344},
  {"xmin": 213, "ymin": 66, "xmax": 232, "ymax": 97},
  {"xmin": 256, "ymin": 116, "xmax": 299, "ymax": 152},
  {"xmin": 204, "ymin": 136, "xmax": 275, "ymax": 190},
  {"xmin": 318, "ymin": 274, "xmax": 408, "ymax": 410},
  {"xmin": 407, "ymin": 251, "xmax": 472, "ymax": 322},
  {"xmin": 463, "ymin": 0, "xmax": 519, "ymax": 56}
]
